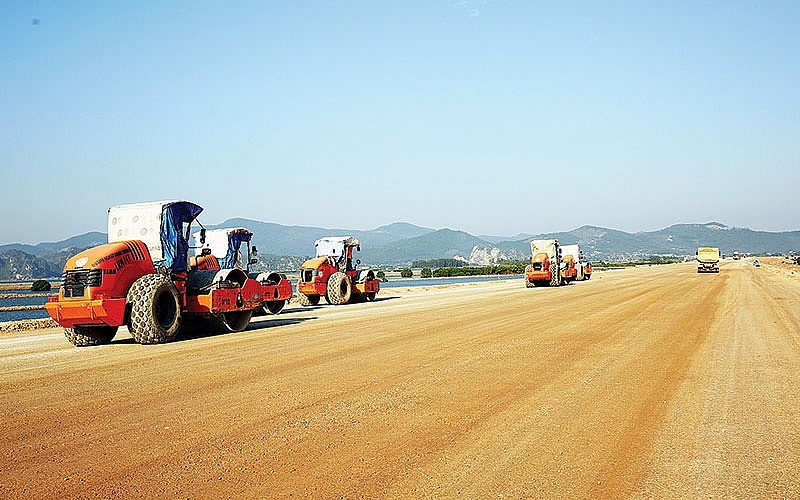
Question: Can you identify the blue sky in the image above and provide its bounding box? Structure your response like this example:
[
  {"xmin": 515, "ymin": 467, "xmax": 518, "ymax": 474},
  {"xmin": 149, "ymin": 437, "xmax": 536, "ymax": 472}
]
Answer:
[{"xmin": 2, "ymin": 1, "xmax": 798, "ymax": 245}]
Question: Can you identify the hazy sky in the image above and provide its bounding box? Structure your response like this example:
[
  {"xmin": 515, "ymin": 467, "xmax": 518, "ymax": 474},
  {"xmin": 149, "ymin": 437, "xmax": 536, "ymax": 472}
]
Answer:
[{"xmin": 2, "ymin": 1, "xmax": 798, "ymax": 244}]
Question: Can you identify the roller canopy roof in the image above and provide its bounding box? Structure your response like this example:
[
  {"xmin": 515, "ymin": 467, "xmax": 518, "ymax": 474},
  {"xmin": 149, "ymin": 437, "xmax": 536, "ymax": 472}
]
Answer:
[
  {"xmin": 108, "ymin": 200, "xmax": 204, "ymax": 274},
  {"xmin": 314, "ymin": 236, "xmax": 360, "ymax": 258},
  {"xmin": 191, "ymin": 227, "xmax": 253, "ymax": 269}
]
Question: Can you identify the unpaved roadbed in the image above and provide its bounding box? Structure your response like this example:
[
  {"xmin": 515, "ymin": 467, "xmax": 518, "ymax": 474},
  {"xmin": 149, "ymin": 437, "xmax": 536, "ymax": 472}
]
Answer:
[{"xmin": 2, "ymin": 260, "xmax": 799, "ymax": 499}]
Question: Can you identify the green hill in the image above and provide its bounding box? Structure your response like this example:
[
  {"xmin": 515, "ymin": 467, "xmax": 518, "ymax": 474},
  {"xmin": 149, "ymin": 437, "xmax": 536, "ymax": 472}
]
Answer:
[{"xmin": 2, "ymin": 222, "xmax": 799, "ymax": 279}]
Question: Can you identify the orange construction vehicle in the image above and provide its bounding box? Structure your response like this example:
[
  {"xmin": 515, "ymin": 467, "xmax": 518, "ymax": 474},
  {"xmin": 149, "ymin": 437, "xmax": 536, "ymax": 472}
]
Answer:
[
  {"xmin": 190, "ymin": 227, "xmax": 293, "ymax": 315},
  {"xmin": 524, "ymin": 239, "xmax": 563, "ymax": 287},
  {"xmin": 560, "ymin": 244, "xmax": 592, "ymax": 282},
  {"xmin": 296, "ymin": 236, "xmax": 380, "ymax": 305},
  {"xmin": 560, "ymin": 253, "xmax": 578, "ymax": 284},
  {"xmin": 46, "ymin": 200, "xmax": 275, "ymax": 346}
]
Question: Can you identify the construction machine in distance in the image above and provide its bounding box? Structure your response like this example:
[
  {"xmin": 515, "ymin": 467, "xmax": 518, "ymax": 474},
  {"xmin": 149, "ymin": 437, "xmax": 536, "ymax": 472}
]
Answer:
[
  {"xmin": 296, "ymin": 236, "xmax": 380, "ymax": 306},
  {"xmin": 46, "ymin": 200, "xmax": 275, "ymax": 347},
  {"xmin": 696, "ymin": 247, "xmax": 721, "ymax": 273},
  {"xmin": 560, "ymin": 244, "xmax": 592, "ymax": 282},
  {"xmin": 190, "ymin": 227, "xmax": 293, "ymax": 315},
  {"xmin": 524, "ymin": 239, "xmax": 563, "ymax": 287},
  {"xmin": 560, "ymin": 251, "xmax": 578, "ymax": 284}
]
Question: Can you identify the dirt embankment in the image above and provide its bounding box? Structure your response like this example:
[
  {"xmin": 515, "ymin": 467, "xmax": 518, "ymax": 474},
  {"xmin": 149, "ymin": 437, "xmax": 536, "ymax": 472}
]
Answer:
[{"xmin": 0, "ymin": 317, "xmax": 59, "ymax": 332}]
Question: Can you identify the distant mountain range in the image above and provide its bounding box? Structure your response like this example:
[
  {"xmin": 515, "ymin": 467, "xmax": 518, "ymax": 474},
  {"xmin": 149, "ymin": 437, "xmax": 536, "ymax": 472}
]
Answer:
[{"xmin": 1, "ymin": 221, "xmax": 799, "ymax": 280}]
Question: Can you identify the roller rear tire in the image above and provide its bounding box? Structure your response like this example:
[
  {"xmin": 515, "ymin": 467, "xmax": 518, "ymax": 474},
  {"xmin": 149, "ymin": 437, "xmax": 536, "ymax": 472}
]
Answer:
[
  {"xmin": 127, "ymin": 274, "xmax": 181, "ymax": 344},
  {"xmin": 549, "ymin": 263, "xmax": 560, "ymax": 287},
  {"xmin": 327, "ymin": 272, "xmax": 352, "ymax": 305},
  {"xmin": 524, "ymin": 265, "xmax": 534, "ymax": 288},
  {"xmin": 297, "ymin": 293, "xmax": 320, "ymax": 306}
]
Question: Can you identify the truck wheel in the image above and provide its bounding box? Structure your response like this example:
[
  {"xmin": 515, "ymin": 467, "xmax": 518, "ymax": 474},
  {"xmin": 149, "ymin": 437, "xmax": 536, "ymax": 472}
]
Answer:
[
  {"xmin": 327, "ymin": 272, "xmax": 352, "ymax": 305},
  {"xmin": 297, "ymin": 293, "xmax": 320, "ymax": 306},
  {"xmin": 549, "ymin": 263, "xmax": 560, "ymax": 287},
  {"xmin": 64, "ymin": 325, "xmax": 118, "ymax": 347},
  {"xmin": 127, "ymin": 274, "xmax": 181, "ymax": 344},
  {"xmin": 525, "ymin": 278, "xmax": 534, "ymax": 288},
  {"xmin": 262, "ymin": 300, "xmax": 286, "ymax": 315}
]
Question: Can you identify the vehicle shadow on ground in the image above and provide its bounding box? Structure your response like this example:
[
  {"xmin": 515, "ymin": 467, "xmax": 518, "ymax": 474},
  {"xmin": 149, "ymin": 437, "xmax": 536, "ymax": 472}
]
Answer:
[
  {"xmin": 244, "ymin": 316, "xmax": 317, "ymax": 331},
  {"xmin": 368, "ymin": 296, "xmax": 398, "ymax": 303},
  {"xmin": 177, "ymin": 316, "xmax": 317, "ymax": 342},
  {"xmin": 282, "ymin": 295, "xmax": 399, "ymax": 312},
  {"xmin": 109, "ymin": 337, "xmax": 139, "ymax": 345},
  {"xmin": 109, "ymin": 316, "xmax": 318, "ymax": 345}
]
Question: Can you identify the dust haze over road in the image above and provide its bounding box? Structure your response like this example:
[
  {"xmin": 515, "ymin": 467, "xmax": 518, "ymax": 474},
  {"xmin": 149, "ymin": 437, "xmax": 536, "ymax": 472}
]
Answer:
[{"xmin": 2, "ymin": 259, "xmax": 799, "ymax": 498}]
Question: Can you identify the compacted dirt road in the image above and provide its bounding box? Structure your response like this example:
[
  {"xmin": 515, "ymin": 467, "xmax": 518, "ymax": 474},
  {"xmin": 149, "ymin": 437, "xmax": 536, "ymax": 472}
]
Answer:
[{"xmin": 2, "ymin": 259, "xmax": 799, "ymax": 499}]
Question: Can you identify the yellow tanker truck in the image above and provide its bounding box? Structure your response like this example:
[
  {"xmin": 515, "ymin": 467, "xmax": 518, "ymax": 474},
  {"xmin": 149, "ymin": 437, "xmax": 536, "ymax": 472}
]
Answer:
[{"xmin": 696, "ymin": 247, "xmax": 720, "ymax": 273}]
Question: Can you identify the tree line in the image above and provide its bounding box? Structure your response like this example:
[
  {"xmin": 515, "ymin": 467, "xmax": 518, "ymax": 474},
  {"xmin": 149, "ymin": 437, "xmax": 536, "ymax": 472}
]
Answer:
[
  {"xmin": 411, "ymin": 258, "xmax": 467, "ymax": 268},
  {"xmin": 398, "ymin": 262, "xmax": 528, "ymax": 278}
]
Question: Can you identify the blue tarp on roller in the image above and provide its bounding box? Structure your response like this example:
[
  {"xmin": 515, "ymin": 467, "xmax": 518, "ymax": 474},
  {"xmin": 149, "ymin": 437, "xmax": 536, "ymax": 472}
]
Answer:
[
  {"xmin": 219, "ymin": 229, "xmax": 252, "ymax": 269},
  {"xmin": 160, "ymin": 201, "xmax": 203, "ymax": 273}
]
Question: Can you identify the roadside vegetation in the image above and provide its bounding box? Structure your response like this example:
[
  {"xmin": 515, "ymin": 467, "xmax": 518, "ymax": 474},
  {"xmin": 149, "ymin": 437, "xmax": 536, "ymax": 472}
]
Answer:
[
  {"xmin": 31, "ymin": 280, "xmax": 52, "ymax": 291},
  {"xmin": 593, "ymin": 256, "xmax": 683, "ymax": 269},
  {"xmin": 412, "ymin": 258, "xmax": 466, "ymax": 268},
  {"xmin": 432, "ymin": 262, "xmax": 527, "ymax": 277}
]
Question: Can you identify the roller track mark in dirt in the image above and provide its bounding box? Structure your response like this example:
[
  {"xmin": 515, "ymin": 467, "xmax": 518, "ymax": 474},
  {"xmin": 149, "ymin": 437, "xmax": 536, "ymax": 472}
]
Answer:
[
  {"xmin": 376, "ymin": 268, "xmax": 724, "ymax": 497},
  {"xmin": 628, "ymin": 262, "xmax": 800, "ymax": 499},
  {"xmin": 386, "ymin": 267, "xmax": 729, "ymax": 499},
  {"xmin": 749, "ymin": 265, "xmax": 800, "ymax": 356},
  {"xmin": 587, "ymin": 270, "xmax": 728, "ymax": 498}
]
